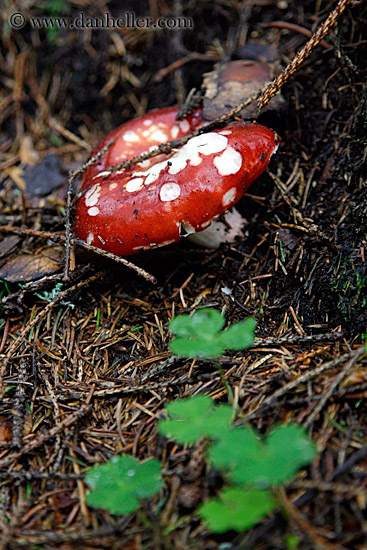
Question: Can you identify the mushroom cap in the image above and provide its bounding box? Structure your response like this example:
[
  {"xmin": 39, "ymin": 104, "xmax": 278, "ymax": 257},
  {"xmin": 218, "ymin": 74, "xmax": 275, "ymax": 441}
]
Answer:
[
  {"xmin": 82, "ymin": 106, "xmax": 203, "ymax": 181},
  {"xmin": 74, "ymin": 112, "xmax": 279, "ymax": 256}
]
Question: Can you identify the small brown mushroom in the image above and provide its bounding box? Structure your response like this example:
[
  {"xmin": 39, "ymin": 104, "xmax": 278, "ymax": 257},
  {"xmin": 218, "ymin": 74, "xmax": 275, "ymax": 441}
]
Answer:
[{"xmin": 202, "ymin": 60, "xmax": 283, "ymax": 121}]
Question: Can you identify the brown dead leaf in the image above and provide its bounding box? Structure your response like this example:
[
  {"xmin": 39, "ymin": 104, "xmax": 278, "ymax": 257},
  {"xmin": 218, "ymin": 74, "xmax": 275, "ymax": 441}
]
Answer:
[
  {"xmin": 0, "ymin": 416, "xmax": 12, "ymax": 443},
  {"xmin": 0, "ymin": 246, "xmax": 63, "ymax": 282},
  {"xmin": 0, "ymin": 236, "xmax": 21, "ymax": 258}
]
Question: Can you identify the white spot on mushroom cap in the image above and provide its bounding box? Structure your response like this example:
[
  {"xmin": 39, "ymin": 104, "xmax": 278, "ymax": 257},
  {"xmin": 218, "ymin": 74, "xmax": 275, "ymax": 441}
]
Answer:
[
  {"xmin": 138, "ymin": 159, "xmax": 153, "ymax": 168},
  {"xmin": 131, "ymin": 132, "xmax": 228, "ymax": 187},
  {"xmin": 126, "ymin": 177, "xmax": 144, "ymax": 192},
  {"xmin": 109, "ymin": 182, "xmax": 118, "ymax": 190},
  {"xmin": 143, "ymin": 119, "xmax": 152, "ymax": 126},
  {"xmin": 141, "ymin": 122, "xmax": 169, "ymax": 142},
  {"xmin": 222, "ymin": 187, "xmax": 237, "ymax": 208},
  {"xmin": 92, "ymin": 170, "xmax": 111, "ymax": 179},
  {"xmin": 150, "ymin": 129, "xmax": 168, "ymax": 142},
  {"xmin": 188, "ymin": 153, "xmax": 202, "ymax": 167},
  {"xmin": 115, "ymin": 151, "xmax": 130, "ymax": 161},
  {"xmin": 88, "ymin": 206, "xmax": 100, "ymax": 216},
  {"xmin": 160, "ymin": 182, "xmax": 181, "ymax": 202},
  {"xmin": 168, "ymin": 133, "xmax": 228, "ymax": 174},
  {"xmin": 122, "ymin": 130, "xmax": 140, "ymax": 142},
  {"xmin": 171, "ymin": 125, "xmax": 179, "ymax": 139},
  {"xmin": 85, "ymin": 184, "xmax": 101, "ymax": 207},
  {"xmin": 219, "ymin": 130, "xmax": 232, "ymax": 136},
  {"xmin": 87, "ymin": 232, "xmax": 94, "ymax": 244},
  {"xmin": 145, "ymin": 170, "xmax": 162, "ymax": 186},
  {"xmin": 214, "ymin": 147, "xmax": 243, "ymax": 176},
  {"xmin": 180, "ymin": 120, "xmax": 190, "ymax": 132}
]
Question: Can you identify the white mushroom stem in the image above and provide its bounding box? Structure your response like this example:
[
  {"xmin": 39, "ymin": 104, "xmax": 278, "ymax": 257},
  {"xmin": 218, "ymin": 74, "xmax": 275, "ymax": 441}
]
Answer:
[{"xmin": 188, "ymin": 208, "xmax": 246, "ymax": 249}]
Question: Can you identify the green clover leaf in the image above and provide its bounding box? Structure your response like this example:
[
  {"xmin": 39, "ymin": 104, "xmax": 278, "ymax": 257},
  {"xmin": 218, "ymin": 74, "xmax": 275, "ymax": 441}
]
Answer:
[
  {"xmin": 208, "ymin": 426, "xmax": 263, "ymax": 471},
  {"xmin": 170, "ymin": 337, "xmax": 225, "ymax": 358},
  {"xmin": 85, "ymin": 455, "xmax": 162, "ymax": 515},
  {"xmin": 210, "ymin": 424, "xmax": 316, "ymax": 488},
  {"xmin": 199, "ymin": 487, "xmax": 275, "ymax": 533},
  {"xmin": 169, "ymin": 309, "xmax": 256, "ymax": 358},
  {"xmin": 169, "ymin": 308, "xmax": 225, "ymax": 338},
  {"xmin": 158, "ymin": 395, "xmax": 233, "ymax": 444},
  {"xmin": 231, "ymin": 424, "xmax": 316, "ymax": 487},
  {"xmin": 218, "ymin": 317, "xmax": 257, "ymax": 350}
]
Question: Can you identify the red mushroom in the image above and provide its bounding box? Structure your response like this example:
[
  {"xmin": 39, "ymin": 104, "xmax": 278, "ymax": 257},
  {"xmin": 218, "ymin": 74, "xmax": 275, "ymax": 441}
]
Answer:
[
  {"xmin": 82, "ymin": 106, "xmax": 202, "ymax": 181},
  {"xmin": 74, "ymin": 107, "xmax": 279, "ymax": 256}
]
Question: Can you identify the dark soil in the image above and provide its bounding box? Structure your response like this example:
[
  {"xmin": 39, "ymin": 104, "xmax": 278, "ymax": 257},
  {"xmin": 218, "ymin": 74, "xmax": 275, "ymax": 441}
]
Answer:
[{"xmin": 0, "ymin": 1, "xmax": 366, "ymax": 549}]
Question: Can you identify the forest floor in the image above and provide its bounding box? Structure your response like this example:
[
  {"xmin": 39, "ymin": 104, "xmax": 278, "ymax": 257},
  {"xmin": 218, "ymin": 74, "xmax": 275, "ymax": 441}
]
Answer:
[{"xmin": 0, "ymin": 1, "xmax": 366, "ymax": 549}]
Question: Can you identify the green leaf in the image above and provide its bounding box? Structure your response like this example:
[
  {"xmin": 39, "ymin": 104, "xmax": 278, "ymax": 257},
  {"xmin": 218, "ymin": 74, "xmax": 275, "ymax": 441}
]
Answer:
[
  {"xmin": 203, "ymin": 406, "xmax": 234, "ymax": 439},
  {"xmin": 170, "ymin": 309, "xmax": 225, "ymax": 338},
  {"xmin": 218, "ymin": 317, "xmax": 256, "ymax": 350},
  {"xmin": 169, "ymin": 337, "xmax": 225, "ymax": 358},
  {"xmin": 169, "ymin": 309, "xmax": 256, "ymax": 358},
  {"xmin": 85, "ymin": 455, "xmax": 162, "ymax": 515},
  {"xmin": 230, "ymin": 424, "xmax": 316, "ymax": 487},
  {"xmin": 209, "ymin": 427, "xmax": 263, "ymax": 471},
  {"xmin": 166, "ymin": 395, "xmax": 213, "ymax": 419},
  {"xmin": 158, "ymin": 395, "xmax": 233, "ymax": 444},
  {"xmin": 199, "ymin": 487, "xmax": 275, "ymax": 533}
]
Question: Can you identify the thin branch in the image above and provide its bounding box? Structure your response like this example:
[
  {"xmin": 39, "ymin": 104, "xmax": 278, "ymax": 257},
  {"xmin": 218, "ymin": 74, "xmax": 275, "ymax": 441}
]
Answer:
[
  {"xmin": 75, "ymin": 239, "xmax": 157, "ymax": 284},
  {"xmin": 258, "ymin": 0, "xmax": 353, "ymax": 110}
]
